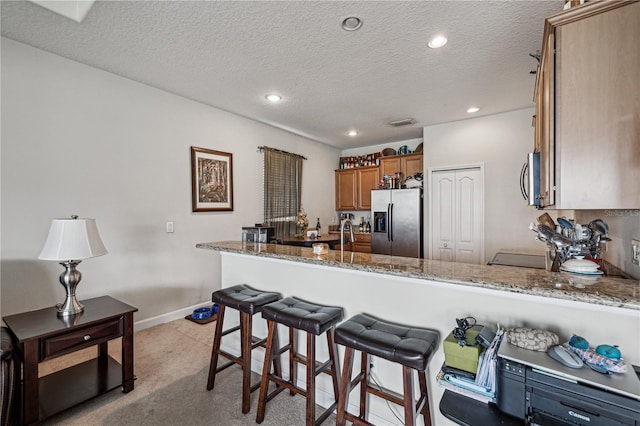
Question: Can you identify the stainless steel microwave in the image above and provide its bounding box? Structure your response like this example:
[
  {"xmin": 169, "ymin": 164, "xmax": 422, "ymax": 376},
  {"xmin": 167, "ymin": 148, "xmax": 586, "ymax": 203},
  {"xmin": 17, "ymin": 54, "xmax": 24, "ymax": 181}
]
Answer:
[{"xmin": 520, "ymin": 152, "xmax": 541, "ymax": 207}]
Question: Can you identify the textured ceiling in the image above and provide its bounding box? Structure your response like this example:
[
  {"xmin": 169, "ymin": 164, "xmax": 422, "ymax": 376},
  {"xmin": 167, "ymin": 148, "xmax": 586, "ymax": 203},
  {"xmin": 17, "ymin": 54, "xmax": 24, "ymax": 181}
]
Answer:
[{"xmin": 1, "ymin": 0, "xmax": 562, "ymax": 149}]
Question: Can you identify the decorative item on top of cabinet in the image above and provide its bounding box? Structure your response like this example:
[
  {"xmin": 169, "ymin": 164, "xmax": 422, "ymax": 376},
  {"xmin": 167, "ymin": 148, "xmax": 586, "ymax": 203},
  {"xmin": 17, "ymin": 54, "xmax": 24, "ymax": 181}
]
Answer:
[
  {"xmin": 534, "ymin": 0, "xmax": 639, "ymax": 209},
  {"xmin": 339, "ymin": 153, "xmax": 381, "ymax": 169},
  {"xmin": 335, "ymin": 166, "xmax": 379, "ymax": 211}
]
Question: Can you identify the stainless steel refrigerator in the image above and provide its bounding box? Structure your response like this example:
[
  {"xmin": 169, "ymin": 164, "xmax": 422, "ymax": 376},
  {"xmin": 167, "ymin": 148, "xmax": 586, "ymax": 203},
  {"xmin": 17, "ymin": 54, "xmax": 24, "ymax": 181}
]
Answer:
[{"xmin": 371, "ymin": 188, "xmax": 423, "ymax": 258}]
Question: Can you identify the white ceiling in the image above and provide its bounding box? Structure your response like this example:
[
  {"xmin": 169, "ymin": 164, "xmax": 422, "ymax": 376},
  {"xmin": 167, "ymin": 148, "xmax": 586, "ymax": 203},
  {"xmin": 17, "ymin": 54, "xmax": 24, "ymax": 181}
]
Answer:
[{"xmin": 1, "ymin": 0, "xmax": 562, "ymax": 149}]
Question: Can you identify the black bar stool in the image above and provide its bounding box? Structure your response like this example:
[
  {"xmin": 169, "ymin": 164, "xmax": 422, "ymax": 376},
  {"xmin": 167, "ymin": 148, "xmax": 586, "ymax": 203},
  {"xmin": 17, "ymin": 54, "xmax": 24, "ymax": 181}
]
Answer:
[
  {"xmin": 334, "ymin": 313, "xmax": 440, "ymax": 426},
  {"xmin": 256, "ymin": 297, "xmax": 344, "ymax": 426},
  {"xmin": 207, "ymin": 284, "xmax": 281, "ymax": 414}
]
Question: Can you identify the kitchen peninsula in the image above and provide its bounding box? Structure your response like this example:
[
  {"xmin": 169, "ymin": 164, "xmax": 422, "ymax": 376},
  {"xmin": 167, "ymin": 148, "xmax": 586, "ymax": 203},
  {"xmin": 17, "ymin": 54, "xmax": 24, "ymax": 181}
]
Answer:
[{"xmin": 197, "ymin": 241, "xmax": 640, "ymax": 425}]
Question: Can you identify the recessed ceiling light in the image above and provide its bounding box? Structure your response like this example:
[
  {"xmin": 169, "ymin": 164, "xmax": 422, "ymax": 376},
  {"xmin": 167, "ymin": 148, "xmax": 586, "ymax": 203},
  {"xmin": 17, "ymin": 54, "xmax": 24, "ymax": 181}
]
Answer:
[
  {"xmin": 427, "ymin": 35, "xmax": 448, "ymax": 49},
  {"xmin": 265, "ymin": 94, "xmax": 282, "ymax": 103},
  {"xmin": 347, "ymin": 130, "xmax": 359, "ymax": 137},
  {"xmin": 466, "ymin": 106, "xmax": 480, "ymax": 113},
  {"xmin": 342, "ymin": 17, "xmax": 363, "ymax": 31}
]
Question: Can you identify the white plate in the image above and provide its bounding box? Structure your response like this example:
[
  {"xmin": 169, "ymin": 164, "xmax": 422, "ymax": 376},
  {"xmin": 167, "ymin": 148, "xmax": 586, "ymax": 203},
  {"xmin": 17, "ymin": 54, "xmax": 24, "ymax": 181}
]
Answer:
[
  {"xmin": 561, "ymin": 265, "xmax": 600, "ymax": 272},
  {"xmin": 560, "ymin": 267, "xmax": 604, "ymax": 276}
]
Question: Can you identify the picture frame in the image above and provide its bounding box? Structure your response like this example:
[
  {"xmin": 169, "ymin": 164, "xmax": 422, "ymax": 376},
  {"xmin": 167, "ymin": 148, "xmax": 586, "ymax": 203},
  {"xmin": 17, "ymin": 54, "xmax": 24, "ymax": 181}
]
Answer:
[{"xmin": 191, "ymin": 146, "xmax": 233, "ymax": 212}]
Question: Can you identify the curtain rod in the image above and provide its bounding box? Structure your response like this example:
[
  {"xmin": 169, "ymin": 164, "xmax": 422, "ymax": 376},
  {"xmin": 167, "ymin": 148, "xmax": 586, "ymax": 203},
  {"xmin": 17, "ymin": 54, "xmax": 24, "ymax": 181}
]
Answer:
[{"xmin": 257, "ymin": 146, "xmax": 307, "ymax": 160}]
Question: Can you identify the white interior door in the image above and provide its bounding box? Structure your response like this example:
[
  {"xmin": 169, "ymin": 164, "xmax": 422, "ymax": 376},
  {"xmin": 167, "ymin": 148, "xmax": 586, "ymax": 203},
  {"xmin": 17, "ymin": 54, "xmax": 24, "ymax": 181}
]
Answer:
[
  {"xmin": 430, "ymin": 167, "xmax": 484, "ymax": 264},
  {"xmin": 431, "ymin": 171, "xmax": 455, "ymax": 261}
]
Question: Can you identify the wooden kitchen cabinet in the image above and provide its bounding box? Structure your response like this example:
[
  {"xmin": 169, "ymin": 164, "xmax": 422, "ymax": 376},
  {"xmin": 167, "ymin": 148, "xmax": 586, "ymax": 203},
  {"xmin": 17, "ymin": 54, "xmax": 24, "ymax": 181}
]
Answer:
[
  {"xmin": 534, "ymin": 0, "xmax": 639, "ymax": 209},
  {"xmin": 335, "ymin": 166, "xmax": 379, "ymax": 211},
  {"xmin": 533, "ymin": 32, "xmax": 555, "ymax": 207},
  {"xmin": 335, "ymin": 169, "xmax": 357, "ymax": 210},
  {"xmin": 351, "ymin": 232, "xmax": 371, "ymax": 253},
  {"xmin": 333, "ymin": 232, "xmax": 371, "ymax": 253},
  {"xmin": 379, "ymin": 153, "xmax": 423, "ymax": 179}
]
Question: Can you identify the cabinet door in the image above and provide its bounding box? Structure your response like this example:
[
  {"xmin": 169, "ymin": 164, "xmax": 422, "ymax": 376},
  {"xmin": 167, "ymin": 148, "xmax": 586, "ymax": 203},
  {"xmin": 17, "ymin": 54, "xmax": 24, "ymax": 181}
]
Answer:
[
  {"xmin": 352, "ymin": 234, "xmax": 371, "ymax": 253},
  {"xmin": 379, "ymin": 157, "xmax": 401, "ymax": 177},
  {"xmin": 538, "ymin": 33, "xmax": 555, "ymax": 207},
  {"xmin": 555, "ymin": 1, "xmax": 639, "ymax": 209},
  {"xmin": 357, "ymin": 167, "xmax": 379, "ymax": 210},
  {"xmin": 335, "ymin": 170, "xmax": 357, "ymax": 210},
  {"xmin": 403, "ymin": 154, "xmax": 423, "ymax": 178},
  {"xmin": 351, "ymin": 242, "xmax": 371, "ymax": 253}
]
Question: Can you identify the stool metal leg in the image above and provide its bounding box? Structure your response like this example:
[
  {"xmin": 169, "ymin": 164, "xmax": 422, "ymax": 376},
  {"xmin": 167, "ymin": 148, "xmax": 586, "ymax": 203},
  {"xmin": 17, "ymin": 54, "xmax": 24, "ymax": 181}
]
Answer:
[{"xmin": 207, "ymin": 304, "xmax": 226, "ymax": 390}]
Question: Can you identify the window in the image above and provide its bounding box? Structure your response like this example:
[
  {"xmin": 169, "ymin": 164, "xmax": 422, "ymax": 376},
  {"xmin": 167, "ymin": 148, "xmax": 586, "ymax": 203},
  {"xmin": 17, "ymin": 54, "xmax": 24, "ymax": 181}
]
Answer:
[{"xmin": 262, "ymin": 147, "xmax": 305, "ymax": 236}]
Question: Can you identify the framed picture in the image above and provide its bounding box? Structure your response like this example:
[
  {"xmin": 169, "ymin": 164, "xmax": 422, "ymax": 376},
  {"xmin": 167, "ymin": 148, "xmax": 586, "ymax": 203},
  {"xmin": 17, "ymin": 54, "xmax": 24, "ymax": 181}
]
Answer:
[{"xmin": 191, "ymin": 146, "xmax": 233, "ymax": 212}]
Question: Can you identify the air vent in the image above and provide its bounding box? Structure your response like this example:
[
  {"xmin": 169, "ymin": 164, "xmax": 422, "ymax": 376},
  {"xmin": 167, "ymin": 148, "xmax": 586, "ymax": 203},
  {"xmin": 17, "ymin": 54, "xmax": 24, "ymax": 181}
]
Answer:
[{"xmin": 388, "ymin": 118, "xmax": 416, "ymax": 127}]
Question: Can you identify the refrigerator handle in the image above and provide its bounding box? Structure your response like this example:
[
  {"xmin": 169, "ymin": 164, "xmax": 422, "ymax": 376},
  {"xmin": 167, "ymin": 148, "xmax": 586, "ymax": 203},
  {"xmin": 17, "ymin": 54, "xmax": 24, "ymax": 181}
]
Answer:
[
  {"xmin": 389, "ymin": 203, "xmax": 394, "ymax": 242},
  {"xmin": 386, "ymin": 203, "xmax": 391, "ymax": 241}
]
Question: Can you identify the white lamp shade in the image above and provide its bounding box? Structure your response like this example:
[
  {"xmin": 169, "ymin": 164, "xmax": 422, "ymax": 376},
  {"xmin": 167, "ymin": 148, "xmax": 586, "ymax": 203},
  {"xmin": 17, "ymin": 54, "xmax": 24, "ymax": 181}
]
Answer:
[{"xmin": 38, "ymin": 217, "xmax": 108, "ymax": 261}]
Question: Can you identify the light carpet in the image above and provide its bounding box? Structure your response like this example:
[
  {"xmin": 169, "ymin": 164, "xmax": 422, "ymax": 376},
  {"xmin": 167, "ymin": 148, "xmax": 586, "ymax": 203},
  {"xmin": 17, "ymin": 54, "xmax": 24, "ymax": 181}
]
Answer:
[{"xmin": 39, "ymin": 318, "xmax": 336, "ymax": 426}]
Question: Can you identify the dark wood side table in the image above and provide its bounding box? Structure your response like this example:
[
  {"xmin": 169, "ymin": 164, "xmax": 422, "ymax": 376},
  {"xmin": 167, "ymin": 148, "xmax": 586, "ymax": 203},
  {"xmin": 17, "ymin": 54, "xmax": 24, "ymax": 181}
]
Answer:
[{"xmin": 3, "ymin": 296, "xmax": 138, "ymax": 425}]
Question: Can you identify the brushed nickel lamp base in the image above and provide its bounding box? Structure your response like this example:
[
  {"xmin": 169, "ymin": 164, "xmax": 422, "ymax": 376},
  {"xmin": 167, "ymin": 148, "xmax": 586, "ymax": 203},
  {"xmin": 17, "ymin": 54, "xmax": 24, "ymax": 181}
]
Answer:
[
  {"xmin": 38, "ymin": 216, "xmax": 108, "ymax": 318},
  {"xmin": 56, "ymin": 260, "xmax": 85, "ymax": 317}
]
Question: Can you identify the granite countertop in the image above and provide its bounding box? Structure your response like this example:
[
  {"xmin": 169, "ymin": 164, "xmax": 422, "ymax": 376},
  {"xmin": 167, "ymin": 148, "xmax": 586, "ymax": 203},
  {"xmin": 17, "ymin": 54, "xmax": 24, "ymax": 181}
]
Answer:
[{"xmin": 196, "ymin": 241, "xmax": 640, "ymax": 311}]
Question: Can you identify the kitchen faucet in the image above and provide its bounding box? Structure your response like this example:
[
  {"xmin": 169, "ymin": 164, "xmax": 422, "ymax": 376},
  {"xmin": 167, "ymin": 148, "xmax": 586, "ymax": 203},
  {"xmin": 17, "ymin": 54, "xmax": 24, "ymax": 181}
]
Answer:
[{"xmin": 340, "ymin": 218, "xmax": 355, "ymax": 258}]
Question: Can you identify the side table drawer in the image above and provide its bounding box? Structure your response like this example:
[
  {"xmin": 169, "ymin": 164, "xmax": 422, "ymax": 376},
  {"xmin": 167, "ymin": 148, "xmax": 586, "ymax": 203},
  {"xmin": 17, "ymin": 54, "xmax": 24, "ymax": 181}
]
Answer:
[{"xmin": 41, "ymin": 317, "xmax": 123, "ymax": 360}]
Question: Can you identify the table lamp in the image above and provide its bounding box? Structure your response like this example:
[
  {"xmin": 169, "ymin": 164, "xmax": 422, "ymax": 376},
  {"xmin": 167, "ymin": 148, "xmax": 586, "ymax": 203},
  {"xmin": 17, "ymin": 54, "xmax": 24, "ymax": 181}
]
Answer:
[{"xmin": 38, "ymin": 215, "xmax": 108, "ymax": 316}]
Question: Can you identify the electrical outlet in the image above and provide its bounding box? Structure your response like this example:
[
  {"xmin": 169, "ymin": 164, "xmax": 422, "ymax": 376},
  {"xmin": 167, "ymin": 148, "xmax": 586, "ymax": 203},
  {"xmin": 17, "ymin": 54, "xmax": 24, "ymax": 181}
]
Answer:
[
  {"xmin": 632, "ymin": 239, "xmax": 640, "ymax": 266},
  {"xmin": 369, "ymin": 356, "xmax": 375, "ymax": 372}
]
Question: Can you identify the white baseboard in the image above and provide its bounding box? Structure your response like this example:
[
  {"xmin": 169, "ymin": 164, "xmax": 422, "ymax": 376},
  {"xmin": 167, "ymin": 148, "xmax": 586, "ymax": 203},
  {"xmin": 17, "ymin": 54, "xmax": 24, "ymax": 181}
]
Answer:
[{"xmin": 134, "ymin": 301, "xmax": 212, "ymax": 332}]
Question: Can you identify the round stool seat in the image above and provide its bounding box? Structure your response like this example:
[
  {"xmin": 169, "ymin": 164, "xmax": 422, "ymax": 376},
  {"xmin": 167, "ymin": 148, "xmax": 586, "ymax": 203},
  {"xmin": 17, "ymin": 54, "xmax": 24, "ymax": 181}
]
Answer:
[
  {"xmin": 335, "ymin": 313, "xmax": 439, "ymax": 371},
  {"xmin": 213, "ymin": 284, "xmax": 281, "ymax": 315},
  {"xmin": 261, "ymin": 296, "xmax": 344, "ymax": 335}
]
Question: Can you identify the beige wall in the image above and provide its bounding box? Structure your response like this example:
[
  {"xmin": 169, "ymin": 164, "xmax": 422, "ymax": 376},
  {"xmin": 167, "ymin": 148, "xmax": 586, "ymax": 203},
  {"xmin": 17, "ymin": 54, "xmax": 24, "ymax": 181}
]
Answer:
[
  {"xmin": 423, "ymin": 108, "xmax": 543, "ymax": 260},
  {"xmin": 0, "ymin": 38, "xmax": 340, "ymax": 320},
  {"xmin": 574, "ymin": 210, "xmax": 640, "ymax": 279}
]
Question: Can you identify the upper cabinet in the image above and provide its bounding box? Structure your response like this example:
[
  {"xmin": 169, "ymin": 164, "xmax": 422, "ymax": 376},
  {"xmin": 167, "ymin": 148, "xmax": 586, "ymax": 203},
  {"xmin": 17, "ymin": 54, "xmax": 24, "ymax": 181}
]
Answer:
[
  {"xmin": 335, "ymin": 166, "xmax": 379, "ymax": 211},
  {"xmin": 535, "ymin": 0, "xmax": 640, "ymax": 209},
  {"xmin": 379, "ymin": 153, "xmax": 423, "ymax": 179},
  {"xmin": 336, "ymin": 152, "xmax": 422, "ymax": 211}
]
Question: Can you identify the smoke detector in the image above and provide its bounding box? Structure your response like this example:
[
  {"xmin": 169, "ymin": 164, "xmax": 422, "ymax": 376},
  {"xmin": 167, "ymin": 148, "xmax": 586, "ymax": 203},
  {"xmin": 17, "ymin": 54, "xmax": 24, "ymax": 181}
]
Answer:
[{"xmin": 388, "ymin": 118, "xmax": 416, "ymax": 127}]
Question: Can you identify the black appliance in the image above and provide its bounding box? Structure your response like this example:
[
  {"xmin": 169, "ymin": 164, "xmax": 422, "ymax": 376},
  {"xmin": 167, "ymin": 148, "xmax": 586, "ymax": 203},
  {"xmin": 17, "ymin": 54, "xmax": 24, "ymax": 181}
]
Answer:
[{"xmin": 497, "ymin": 342, "xmax": 640, "ymax": 425}]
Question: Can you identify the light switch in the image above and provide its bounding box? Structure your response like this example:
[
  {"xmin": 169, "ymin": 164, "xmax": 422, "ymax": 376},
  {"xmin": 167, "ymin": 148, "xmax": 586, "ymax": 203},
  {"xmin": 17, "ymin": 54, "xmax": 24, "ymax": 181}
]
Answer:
[
  {"xmin": 166, "ymin": 221, "xmax": 174, "ymax": 233},
  {"xmin": 632, "ymin": 239, "xmax": 640, "ymax": 265}
]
